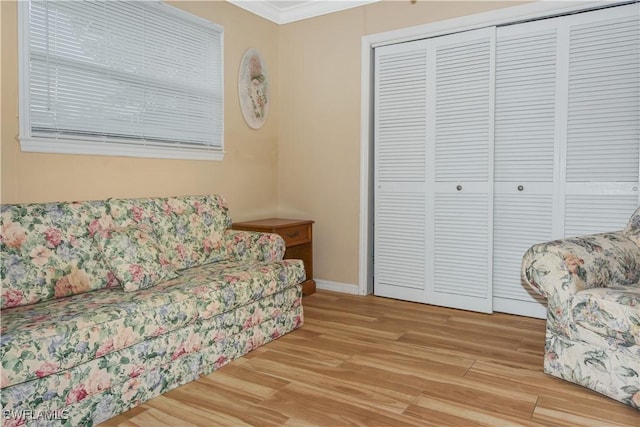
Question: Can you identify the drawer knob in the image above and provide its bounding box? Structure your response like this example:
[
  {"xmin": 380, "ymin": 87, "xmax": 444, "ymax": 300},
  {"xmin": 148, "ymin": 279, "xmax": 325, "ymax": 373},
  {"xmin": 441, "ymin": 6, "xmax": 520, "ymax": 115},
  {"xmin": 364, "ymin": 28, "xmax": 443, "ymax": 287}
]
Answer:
[
  {"xmin": 517, "ymin": 185, "xmax": 524, "ymax": 191},
  {"xmin": 456, "ymin": 185, "xmax": 462, "ymax": 191},
  {"xmin": 286, "ymin": 231, "xmax": 300, "ymax": 238}
]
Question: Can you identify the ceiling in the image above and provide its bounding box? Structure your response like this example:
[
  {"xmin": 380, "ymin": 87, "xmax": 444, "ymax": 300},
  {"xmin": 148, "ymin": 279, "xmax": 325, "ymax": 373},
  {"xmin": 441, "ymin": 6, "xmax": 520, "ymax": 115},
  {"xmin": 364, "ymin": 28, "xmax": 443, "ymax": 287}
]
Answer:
[{"xmin": 227, "ymin": 0, "xmax": 382, "ymax": 24}]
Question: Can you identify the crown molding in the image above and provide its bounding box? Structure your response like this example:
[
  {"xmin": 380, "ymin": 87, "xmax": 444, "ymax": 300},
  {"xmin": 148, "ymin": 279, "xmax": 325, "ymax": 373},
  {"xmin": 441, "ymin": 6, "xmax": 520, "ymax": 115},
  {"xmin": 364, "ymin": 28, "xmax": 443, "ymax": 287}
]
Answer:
[
  {"xmin": 227, "ymin": 1, "xmax": 282, "ymax": 23},
  {"xmin": 227, "ymin": 0, "xmax": 382, "ymax": 24}
]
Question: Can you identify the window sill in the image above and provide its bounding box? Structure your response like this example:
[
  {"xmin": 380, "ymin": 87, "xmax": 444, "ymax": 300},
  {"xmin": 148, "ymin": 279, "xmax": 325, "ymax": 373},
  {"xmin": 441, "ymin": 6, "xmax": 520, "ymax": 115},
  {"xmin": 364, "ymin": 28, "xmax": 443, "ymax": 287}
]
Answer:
[{"xmin": 19, "ymin": 138, "xmax": 225, "ymax": 161}]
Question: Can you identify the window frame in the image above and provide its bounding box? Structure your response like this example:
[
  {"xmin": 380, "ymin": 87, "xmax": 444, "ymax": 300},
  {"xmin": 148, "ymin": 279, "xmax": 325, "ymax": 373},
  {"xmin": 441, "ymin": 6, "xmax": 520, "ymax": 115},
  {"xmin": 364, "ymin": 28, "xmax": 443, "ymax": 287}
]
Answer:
[{"xmin": 18, "ymin": 0, "xmax": 225, "ymax": 161}]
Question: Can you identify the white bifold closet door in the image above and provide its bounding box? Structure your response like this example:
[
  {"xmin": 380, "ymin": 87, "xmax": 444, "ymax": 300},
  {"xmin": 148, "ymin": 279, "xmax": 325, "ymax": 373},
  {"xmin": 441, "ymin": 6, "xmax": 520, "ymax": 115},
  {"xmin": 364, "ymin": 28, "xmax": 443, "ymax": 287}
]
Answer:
[
  {"xmin": 374, "ymin": 28, "xmax": 495, "ymax": 313},
  {"xmin": 426, "ymin": 28, "xmax": 495, "ymax": 313},
  {"xmin": 373, "ymin": 3, "xmax": 638, "ymax": 317},
  {"xmin": 493, "ymin": 19, "xmax": 561, "ymax": 318},
  {"xmin": 493, "ymin": 3, "xmax": 639, "ymax": 318},
  {"xmin": 374, "ymin": 40, "xmax": 429, "ymax": 302},
  {"xmin": 562, "ymin": 4, "xmax": 640, "ymax": 236}
]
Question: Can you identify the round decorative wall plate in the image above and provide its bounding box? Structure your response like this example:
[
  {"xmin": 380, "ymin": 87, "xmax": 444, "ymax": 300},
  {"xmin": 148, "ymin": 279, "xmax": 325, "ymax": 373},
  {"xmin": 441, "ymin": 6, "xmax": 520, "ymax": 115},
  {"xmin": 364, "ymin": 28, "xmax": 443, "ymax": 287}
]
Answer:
[{"xmin": 238, "ymin": 48, "xmax": 269, "ymax": 129}]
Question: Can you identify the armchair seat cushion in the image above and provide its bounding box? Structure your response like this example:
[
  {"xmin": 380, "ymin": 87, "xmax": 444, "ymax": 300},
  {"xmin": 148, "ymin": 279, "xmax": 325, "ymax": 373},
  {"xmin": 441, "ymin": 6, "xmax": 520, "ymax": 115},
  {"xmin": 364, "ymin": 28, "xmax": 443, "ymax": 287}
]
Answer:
[{"xmin": 572, "ymin": 287, "xmax": 640, "ymax": 347}]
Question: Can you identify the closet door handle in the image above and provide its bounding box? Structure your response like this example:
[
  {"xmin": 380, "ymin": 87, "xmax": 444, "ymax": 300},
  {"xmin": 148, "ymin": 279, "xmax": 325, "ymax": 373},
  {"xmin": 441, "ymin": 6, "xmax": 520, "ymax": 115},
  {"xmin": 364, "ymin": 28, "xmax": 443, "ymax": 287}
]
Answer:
[
  {"xmin": 517, "ymin": 185, "xmax": 524, "ymax": 191},
  {"xmin": 456, "ymin": 185, "xmax": 463, "ymax": 191}
]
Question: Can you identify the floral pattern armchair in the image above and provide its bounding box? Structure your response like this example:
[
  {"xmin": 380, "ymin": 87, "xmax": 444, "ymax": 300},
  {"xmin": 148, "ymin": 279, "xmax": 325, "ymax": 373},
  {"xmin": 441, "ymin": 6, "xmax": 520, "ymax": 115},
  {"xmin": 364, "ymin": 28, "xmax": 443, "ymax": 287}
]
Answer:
[{"xmin": 522, "ymin": 207, "xmax": 640, "ymax": 409}]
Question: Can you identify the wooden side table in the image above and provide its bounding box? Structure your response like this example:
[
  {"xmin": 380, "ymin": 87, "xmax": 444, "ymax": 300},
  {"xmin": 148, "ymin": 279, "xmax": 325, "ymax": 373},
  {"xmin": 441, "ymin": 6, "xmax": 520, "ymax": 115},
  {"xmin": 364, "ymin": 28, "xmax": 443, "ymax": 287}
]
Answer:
[{"xmin": 232, "ymin": 218, "xmax": 316, "ymax": 296}]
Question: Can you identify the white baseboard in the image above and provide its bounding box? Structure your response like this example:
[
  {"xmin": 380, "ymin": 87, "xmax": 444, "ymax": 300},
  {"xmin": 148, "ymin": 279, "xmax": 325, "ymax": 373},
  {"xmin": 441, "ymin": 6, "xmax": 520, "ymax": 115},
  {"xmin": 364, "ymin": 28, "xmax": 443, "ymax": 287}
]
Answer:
[{"xmin": 315, "ymin": 279, "xmax": 360, "ymax": 295}]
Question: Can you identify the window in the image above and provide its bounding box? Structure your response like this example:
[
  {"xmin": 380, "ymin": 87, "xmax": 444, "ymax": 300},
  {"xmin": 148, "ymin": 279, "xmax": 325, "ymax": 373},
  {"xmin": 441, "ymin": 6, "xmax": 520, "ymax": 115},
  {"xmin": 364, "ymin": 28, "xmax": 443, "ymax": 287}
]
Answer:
[{"xmin": 19, "ymin": 0, "xmax": 224, "ymax": 161}]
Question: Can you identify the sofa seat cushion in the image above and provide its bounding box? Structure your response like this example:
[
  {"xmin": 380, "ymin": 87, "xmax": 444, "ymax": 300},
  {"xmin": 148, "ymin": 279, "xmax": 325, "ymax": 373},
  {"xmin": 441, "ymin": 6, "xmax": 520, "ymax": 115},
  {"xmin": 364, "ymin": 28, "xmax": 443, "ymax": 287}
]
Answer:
[
  {"xmin": 1, "ymin": 287, "xmax": 302, "ymax": 416},
  {"xmin": 0, "ymin": 284, "xmax": 198, "ymax": 389},
  {"xmin": 571, "ymin": 286, "xmax": 640, "ymax": 347},
  {"xmin": 0, "ymin": 258, "xmax": 305, "ymax": 389}
]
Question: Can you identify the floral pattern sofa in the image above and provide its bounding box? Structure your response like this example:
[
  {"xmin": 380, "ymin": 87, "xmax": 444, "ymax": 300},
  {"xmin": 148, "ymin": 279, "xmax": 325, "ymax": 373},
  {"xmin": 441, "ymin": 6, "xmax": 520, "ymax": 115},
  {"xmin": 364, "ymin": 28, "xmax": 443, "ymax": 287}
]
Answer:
[
  {"xmin": 522, "ymin": 207, "xmax": 640, "ymax": 409},
  {"xmin": 1, "ymin": 195, "xmax": 305, "ymax": 426}
]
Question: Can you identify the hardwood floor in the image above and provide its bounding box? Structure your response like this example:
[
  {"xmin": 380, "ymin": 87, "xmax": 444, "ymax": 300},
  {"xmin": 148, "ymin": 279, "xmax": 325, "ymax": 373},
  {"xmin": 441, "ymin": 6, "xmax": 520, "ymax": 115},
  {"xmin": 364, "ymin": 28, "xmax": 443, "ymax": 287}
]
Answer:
[{"xmin": 101, "ymin": 291, "xmax": 639, "ymax": 427}]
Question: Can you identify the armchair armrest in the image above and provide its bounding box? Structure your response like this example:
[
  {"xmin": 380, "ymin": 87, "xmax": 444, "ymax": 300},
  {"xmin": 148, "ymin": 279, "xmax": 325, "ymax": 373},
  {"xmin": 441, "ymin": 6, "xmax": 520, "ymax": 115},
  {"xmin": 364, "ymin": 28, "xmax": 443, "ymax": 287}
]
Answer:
[
  {"xmin": 224, "ymin": 230, "xmax": 286, "ymax": 263},
  {"xmin": 522, "ymin": 232, "xmax": 640, "ymax": 298},
  {"xmin": 521, "ymin": 231, "xmax": 640, "ymax": 334}
]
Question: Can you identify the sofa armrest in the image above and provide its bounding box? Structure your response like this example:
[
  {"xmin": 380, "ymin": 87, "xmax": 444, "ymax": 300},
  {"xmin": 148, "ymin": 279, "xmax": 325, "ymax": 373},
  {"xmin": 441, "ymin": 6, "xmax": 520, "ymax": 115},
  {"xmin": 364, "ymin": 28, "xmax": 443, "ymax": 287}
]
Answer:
[
  {"xmin": 521, "ymin": 231, "xmax": 640, "ymax": 334},
  {"xmin": 224, "ymin": 230, "xmax": 286, "ymax": 263}
]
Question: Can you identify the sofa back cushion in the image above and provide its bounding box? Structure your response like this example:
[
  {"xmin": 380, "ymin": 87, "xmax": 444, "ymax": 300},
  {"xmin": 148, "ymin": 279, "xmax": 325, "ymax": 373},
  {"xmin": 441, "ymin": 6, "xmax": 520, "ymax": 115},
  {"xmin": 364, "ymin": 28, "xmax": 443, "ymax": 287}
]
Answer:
[
  {"xmin": 107, "ymin": 194, "xmax": 231, "ymax": 270},
  {"xmin": 1, "ymin": 200, "xmax": 117, "ymax": 309},
  {"xmin": 92, "ymin": 226, "xmax": 180, "ymax": 292},
  {"xmin": 624, "ymin": 206, "xmax": 640, "ymax": 248}
]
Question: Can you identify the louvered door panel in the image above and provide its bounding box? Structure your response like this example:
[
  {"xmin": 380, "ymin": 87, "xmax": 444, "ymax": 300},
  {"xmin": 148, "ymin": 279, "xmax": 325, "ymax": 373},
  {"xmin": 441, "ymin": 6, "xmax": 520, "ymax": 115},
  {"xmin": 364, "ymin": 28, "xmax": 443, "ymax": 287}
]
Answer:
[
  {"xmin": 563, "ymin": 4, "xmax": 639, "ymax": 234},
  {"xmin": 427, "ymin": 28, "xmax": 495, "ymax": 313},
  {"xmin": 375, "ymin": 190, "xmax": 426, "ymax": 300},
  {"xmin": 374, "ymin": 41, "xmax": 428, "ymax": 301},
  {"xmin": 492, "ymin": 21, "xmax": 560, "ymax": 318},
  {"xmin": 566, "ymin": 8, "xmax": 640, "ymax": 183},
  {"xmin": 431, "ymin": 192, "xmax": 492, "ymax": 312},
  {"xmin": 565, "ymin": 195, "xmax": 639, "ymax": 237},
  {"xmin": 495, "ymin": 26, "xmax": 557, "ymax": 183},
  {"xmin": 493, "ymin": 193, "xmax": 550, "ymax": 318},
  {"xmin": 377, "ymin": 47, "xmax": 428, "ymax": 184},
  {"xmin": 434, "ymin": 37, "xmax": 493, "ymax": 182}
]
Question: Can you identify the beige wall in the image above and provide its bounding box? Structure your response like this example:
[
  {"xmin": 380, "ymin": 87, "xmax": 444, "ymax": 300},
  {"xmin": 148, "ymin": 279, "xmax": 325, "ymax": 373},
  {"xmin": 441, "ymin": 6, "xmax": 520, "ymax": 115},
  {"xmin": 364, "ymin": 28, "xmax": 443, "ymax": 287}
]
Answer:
[
  {"xmin": 0, "ymin": 0, "xmax": 280, "ymax": 221},
  {"xmin": 2, "ymin": 0, "xmax": 529, "ymax": 290},
  {"xmin": 278, "ymin": 1, "xmax": 528, "ymax": 288}
]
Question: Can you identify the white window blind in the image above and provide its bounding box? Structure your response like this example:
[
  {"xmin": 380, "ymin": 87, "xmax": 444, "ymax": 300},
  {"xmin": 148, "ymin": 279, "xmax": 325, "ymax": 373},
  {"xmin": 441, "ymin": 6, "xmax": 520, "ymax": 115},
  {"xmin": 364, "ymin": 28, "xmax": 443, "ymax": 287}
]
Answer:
[{"xmin": 19, "ymin": 0, "xmax": 224, "ymax": 161}]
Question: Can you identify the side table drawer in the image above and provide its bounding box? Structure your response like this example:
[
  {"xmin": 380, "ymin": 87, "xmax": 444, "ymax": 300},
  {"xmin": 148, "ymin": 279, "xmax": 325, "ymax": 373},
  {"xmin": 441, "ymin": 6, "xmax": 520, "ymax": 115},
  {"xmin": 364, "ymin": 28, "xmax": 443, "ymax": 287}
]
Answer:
[{"xmin": 279, "ymin": 223, "xmax": 311, "ymax": 246}]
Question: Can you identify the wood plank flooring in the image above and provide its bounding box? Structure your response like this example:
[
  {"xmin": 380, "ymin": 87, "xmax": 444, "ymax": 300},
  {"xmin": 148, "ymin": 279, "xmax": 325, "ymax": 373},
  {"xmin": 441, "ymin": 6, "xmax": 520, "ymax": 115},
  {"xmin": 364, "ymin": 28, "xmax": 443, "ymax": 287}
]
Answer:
[{"xmin": 101, "ymin": 291, "xmax": 639, "ymax": 427}]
